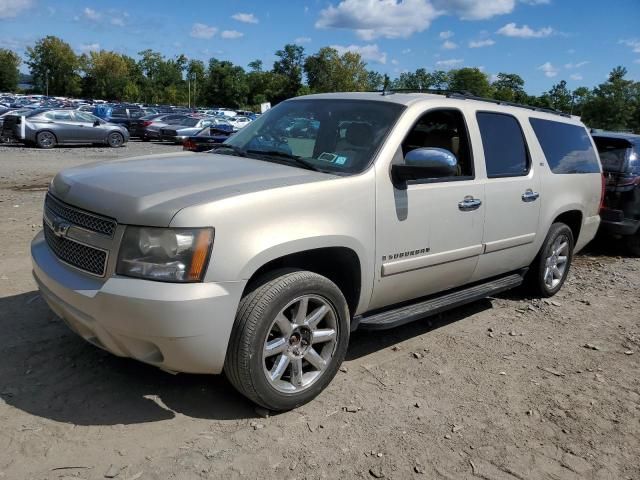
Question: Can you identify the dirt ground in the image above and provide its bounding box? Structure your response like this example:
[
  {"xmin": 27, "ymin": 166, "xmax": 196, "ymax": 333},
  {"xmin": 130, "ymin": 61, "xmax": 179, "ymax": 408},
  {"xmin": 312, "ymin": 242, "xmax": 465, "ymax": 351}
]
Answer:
[{"xmin": 0, "ymin": 141, "xmax": 639, "ymax": 480}]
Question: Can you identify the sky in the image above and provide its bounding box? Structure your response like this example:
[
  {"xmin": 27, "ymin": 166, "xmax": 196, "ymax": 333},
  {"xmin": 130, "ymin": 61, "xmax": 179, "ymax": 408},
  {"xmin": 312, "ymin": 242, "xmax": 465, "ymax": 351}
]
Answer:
[{"xmin": 1, "ymin": 0, "xmax": 639, "ymax": 94}]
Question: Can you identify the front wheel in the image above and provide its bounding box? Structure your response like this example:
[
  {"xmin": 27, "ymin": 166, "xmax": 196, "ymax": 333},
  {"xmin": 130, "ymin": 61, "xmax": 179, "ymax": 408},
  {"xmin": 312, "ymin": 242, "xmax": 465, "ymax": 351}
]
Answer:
[
  {"xmin": 225, "ymin": 270, "xmax": 350, "ymax": 411},
  {"xmin": 527, "ymin": 223, "xmax": 574, "ymax": 297},
  {"xmin": 107, "ymin": 132, "xmax": 124, "ymax": 148}
]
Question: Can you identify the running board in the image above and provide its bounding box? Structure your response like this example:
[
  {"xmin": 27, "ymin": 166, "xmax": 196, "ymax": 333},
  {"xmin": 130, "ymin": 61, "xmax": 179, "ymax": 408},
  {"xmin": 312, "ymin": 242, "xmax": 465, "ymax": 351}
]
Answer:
[{"xmin": 354, "ymin": 271, "xmax": 525, "ymax": 331}]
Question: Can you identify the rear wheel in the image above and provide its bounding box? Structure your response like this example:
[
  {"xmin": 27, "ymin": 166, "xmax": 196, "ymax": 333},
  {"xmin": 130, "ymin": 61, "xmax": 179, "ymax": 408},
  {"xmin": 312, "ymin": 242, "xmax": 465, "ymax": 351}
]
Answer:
[
  {"xmin": 527, "ymin": 223, "xmax": 574, "ymax": 297},
  {"xmin": 36, "ymin": 131, "xmax": 56, "ymax": 149},
  {"xmin": 107, "ymin": 132, "xmax": 124, "ymax": 148},
  {"xmin": 225, "ymin": 270, "xmax": 350, "ymax": 411}
]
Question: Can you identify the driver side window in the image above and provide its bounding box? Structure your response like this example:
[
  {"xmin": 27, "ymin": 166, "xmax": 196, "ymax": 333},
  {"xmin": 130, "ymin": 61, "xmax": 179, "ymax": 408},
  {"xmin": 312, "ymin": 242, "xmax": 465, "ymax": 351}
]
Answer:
[{"xmin": 401, "ymin": 109, "xmax": 474, "ymax": 178}]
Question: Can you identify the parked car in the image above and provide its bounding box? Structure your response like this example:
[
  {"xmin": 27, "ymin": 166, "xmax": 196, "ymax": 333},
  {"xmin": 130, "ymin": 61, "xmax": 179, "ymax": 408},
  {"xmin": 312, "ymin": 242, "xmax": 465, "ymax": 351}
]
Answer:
[
  {"xmin": 592, "ymin": 131, "xmax": 640, "ymax": 255},
  {"xmin": 144, "ymin": 114, "xmax": 191, "ymax": 141},
  {"xmin": 1, "ymin": 108, "xmax": 129, "ymax": 148},
  {"xmin": 104, "ymin": 105, "xmax": 146, "ymax": 131},
  {"xmin": 160, "ymin": 117, "xmax": 228, "ymax": 143},
  {"xmin": 31, "ymin": 92, "xmax": 602, "ymax": 410},
  {"xmin": 227, "ymin": 116, "xmax": 252, "ymax": 130},
  {"xmin": 182, "ymin": 125, "xmax": 235, "ymax": 152}
]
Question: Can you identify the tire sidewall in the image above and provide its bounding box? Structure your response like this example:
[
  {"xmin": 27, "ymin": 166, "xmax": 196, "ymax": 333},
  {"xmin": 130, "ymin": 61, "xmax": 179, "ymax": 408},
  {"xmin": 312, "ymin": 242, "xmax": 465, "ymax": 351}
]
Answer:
[
  {"xmin": 536, "ymin": 223, "xmax": 574, "ymax": 296},
  {"xmin": 246, "ymin": 274, "xmax": 350, "ymax": 410}
]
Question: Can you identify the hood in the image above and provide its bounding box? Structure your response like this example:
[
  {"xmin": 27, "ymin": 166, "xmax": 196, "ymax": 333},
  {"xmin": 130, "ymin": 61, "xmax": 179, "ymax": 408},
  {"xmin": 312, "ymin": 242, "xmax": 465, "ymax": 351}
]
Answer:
[{"xmin": 50, "ymin": 152, "xmax": 332, "ymax": 226}]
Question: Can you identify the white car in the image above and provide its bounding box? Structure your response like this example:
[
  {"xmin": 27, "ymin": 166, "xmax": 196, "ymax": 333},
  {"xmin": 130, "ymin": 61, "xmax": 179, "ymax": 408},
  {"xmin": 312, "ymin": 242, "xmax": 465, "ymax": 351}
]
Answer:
[
  {"xmin": 228, "ymin": 116, "xmax": 252, "ymax": 129},
  {"xmin": 31, "ymin": 91, "xmax": 602, "ymax": 411}
]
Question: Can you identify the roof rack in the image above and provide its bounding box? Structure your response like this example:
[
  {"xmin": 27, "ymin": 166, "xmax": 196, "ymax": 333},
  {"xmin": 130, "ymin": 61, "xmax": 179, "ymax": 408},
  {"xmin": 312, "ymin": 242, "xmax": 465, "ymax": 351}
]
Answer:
[{"xmin": 377, "ymin": 88, "xmax": 571, "ymax": 118}]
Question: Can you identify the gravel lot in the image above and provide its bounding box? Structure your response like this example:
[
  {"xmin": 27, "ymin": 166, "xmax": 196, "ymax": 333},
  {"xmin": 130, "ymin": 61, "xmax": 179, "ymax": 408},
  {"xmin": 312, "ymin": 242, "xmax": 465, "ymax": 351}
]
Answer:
[{"xmin": 0, "ymin": 141, "xmax": 639, "ymax": 480}]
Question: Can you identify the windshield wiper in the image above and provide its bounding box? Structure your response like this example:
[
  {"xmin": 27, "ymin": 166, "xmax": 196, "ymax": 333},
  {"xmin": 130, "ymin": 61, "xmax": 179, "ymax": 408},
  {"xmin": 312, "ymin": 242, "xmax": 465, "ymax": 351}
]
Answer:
[
  {"xmin": 245, "ymin": 149, "xmax": 324, "ymax": 172},
  {"xmin": 209, "ymin": 144, "xmax": 246, "ymax": 157}
]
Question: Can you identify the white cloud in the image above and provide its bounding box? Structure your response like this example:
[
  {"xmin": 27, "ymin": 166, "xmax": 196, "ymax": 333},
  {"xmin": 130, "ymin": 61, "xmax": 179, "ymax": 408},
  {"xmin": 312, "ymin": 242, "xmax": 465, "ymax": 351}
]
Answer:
[
  {"xmin": 564, "ymin": 61, "xmax": 589, "ymax": 69},
  {"xmin": 401, "ymin": 48, "xmax": 411, "ymax": 54},
  {"xmin": 433, "ymin": 0, "xmax": 515, "ymax": 20},
  {"xmin": 436, "ymin": 58, "xmax": 463, "ymax": 68},
  {"xmin": 569, "ymin": 73, "xmax": 583, "ymax": 81},
  {"xmin": 79, "ymin": 43, "xmax": 100, "ymax": 53},
  {"xmin": 0, "ymin": 0, "xmax": 34, "ymax": 19},
  {"xmin": 619, "ymin": 39, "xmax": 640, "ymax": 53},
  {"xmin": 497, "ymin": 22, "xmax": 553, "ymax": 38},
  {"xmin": 111, "ymin": 17, "xmax": 125, "ymax": 27},
  {"xmin": 232, "ymin": 12, "xmax": 258, "ymax": 24},
  {"xmin": 83, "ymin": 7, "xmax": 101, "ymax": 21},
  {"xmin": 520, "ymin": 0, "xmax": 550, "ymax": 4},
  {"xmin": 567, "ymin": 48, "xmax": 576, "ymax": 54},
  {"xmin": 391, "ymin": 58, "xmax": 399, "ymax": 65},
  {"xmin": 221, "ymin": 30, "xmax": 244, "ymax": 39},
  {"xmin": 442, "ymin": 40, "xmax": 458, "ymax": 50},
  {"xmin": 295, "ymin": 36, "xmax": 312, "ymax": 44},
  {"xmin": 190, "ymin": 23, "xmax": 218, "ymax": 39},
  {"xmin": 331, "ymin": 43, "xmax": 387, "ymax": 64},
  {"xmin": 469, "ymin": 39, "xmax": 495, "ymax": 48},
  {"xmin": 537, "ymin": 61, "xmax": 558, "ymax": 78},
  {"xmin": 439, "ymin": 30, "xmax": 454, "ymax": 39},
  {"xmin": 316, "ymin": 0, "xmax": 440, "ymax": 40},
  {"xmin": 634, "ymin": 59, "xmax": 640, "ymax": 64}
]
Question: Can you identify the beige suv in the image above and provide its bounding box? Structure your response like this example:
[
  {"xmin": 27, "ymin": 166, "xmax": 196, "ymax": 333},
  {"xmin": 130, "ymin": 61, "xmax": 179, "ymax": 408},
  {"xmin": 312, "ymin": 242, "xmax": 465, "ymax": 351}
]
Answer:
[{"xmin": 31, "ymin": 92, "xmax": 603, "ymax": 411}]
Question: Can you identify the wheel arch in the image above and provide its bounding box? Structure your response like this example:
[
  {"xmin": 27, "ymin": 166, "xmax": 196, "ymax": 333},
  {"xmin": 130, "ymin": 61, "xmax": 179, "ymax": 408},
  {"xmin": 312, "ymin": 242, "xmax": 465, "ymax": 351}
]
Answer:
[
  {"xmin": 551, "ymin": 209, "xmax": 583, "ymax": 244},
  {"xmin": 241, "ymin": 246, "xmax": 363, "ymax": 317}
]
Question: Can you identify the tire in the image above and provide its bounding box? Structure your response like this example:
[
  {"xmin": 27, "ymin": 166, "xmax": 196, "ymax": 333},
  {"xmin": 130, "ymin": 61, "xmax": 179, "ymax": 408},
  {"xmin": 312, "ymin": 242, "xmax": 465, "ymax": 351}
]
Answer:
[
  {"xmin": 225, "ymin": 270, "xmax": 350, "ymax": 411},
  {"xmin": 527, "ymin": 223, "xmax": 574, "ymax": 297},
  {"xmin": 36, "ymin": 131, "xmax": 56, "ymax": 149},
  {"xmin": 142, "ymin": 136, "xmax": 150, "ymax": 142},
  {"xmin": 626, "ymin": 232, "xmax": 640, "ymax": 257},
  {"xmin": 107, "ymin": 132, "xmax": 124, "ymax": 148}
]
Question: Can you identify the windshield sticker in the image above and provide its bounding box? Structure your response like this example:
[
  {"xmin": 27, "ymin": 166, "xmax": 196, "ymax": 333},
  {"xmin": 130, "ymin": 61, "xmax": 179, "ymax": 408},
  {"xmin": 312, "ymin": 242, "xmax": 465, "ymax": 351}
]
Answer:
[
  {"xmin": 318, "ymin": 152, "xmax": 348, "ymax": 165},
  {"xmin": 335, "ymin": 156, "xmax": 347, "ymax": 165}
]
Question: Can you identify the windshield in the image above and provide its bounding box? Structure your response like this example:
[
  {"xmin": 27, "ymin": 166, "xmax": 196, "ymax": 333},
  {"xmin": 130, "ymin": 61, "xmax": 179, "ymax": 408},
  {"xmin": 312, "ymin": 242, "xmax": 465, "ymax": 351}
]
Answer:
[
  {"xmin": 223, "ymin": 99, "xmax": 405, "ymax": 175},
  {"xmin": 594, "ymin": 137, "xmax": 634, "ymax": 173}
]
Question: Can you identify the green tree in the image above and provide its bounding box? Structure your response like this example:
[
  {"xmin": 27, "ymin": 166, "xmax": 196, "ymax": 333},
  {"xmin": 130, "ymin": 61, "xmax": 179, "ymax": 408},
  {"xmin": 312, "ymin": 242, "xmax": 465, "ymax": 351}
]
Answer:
[
  {"xmin": 26, "ymin": 36, "xmax": 81, "ymax": 96},
  {"xmin": 0, "ymin": 49, "xmax": 21, "ymax": 91},
  {"xmin": 204, "ymin": 58, "xmax": 249, "ymax": 108},
  {"xmin": 447, "ymin": 68, "xmax": 491, "ymax": 97},
  {"xmin": 186, "ymin": 59, "xmax": 206, "ymax": 106},
  {"xmin": 273, "ymin": 44, "xmax": 305, "ymax": 101},
  {"xmin": 304, "ymin": 47, "xmax": 369, "ymax": 93},
  {"xmin": 582, "ymin": 67, "xmax": 638, "ymax": 131},
  {"xmin": 570, "ymin": 86, "xmax": 591, "ymax": 117},
  {"xmin": 81, "ymin": 50, "xmax": 132, "ymax": 100},
  {"xmin": 366, "ymin": 70, "xmax": 384, "ymax": 90},
  {"xmin": 492, "ymin": 73, "xmax": 526, "ymax": 103},
  {"xmin": 546, "ymin": 80, "xmax": 573, "ymax": 113}
]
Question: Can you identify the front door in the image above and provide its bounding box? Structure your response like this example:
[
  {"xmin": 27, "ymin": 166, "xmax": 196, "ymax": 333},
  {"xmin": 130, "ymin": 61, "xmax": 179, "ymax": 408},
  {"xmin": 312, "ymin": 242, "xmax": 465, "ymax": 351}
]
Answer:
[{"xmin": 370, "ymin": 108, "xmax": 485, "ymax": 310}]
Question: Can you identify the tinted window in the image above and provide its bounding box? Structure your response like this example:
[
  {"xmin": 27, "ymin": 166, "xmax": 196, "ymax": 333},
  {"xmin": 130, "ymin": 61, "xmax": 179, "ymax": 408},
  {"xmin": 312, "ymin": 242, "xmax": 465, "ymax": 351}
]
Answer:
[
  {"xmin": 402, "ymin": 109, "xmax": 474, "ymax": 178},
  {"xmin": 111, "ymin": 107, "xmax": 127, "ymax": 116},
  {"xmin": 74, "ymin": 111, "xmax": 98, "ymax": 122},
  {"xmin": 530, "ymin": 118, "xmax": 599, "ymax": 174},
  {"xmin": 477, "ymin": 112, "xmax": 528, "ymax": 178}
]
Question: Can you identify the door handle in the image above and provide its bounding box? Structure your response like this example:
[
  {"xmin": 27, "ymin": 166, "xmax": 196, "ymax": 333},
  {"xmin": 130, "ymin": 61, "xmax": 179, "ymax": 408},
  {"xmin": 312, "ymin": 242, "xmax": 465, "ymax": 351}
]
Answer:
[
  {"xmin": 458, "ymin": 195, "xmax": 482, "ymax": 211},
  {"xmin": 522, "ymin": 189, "xmax": 540, "ymax": 202}
]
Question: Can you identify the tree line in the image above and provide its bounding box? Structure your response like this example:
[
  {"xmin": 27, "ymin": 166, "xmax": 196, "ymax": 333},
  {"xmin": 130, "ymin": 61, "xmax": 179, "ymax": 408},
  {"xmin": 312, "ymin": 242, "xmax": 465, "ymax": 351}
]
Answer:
[{"xmin": 0, "ymin": 35, "xmax": 639, "ymax": 133}]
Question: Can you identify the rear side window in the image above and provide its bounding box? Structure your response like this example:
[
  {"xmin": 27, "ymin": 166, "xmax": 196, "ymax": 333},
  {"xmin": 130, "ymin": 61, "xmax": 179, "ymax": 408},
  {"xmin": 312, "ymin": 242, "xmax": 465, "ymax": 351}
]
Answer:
[
  {"xmin": 477, "ymin": 112, "xmax": 529, "ymax": 178},
  {"xmin": 529, "ymin": 118, "xmax": 600, "ymax": 174}
]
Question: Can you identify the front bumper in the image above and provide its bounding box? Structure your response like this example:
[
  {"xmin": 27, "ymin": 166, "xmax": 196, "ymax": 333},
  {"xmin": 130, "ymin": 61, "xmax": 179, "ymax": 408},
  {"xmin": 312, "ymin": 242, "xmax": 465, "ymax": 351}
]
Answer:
[{"xmin": 31, "ymin": 230, "xmax": 245, "ymax": 374}]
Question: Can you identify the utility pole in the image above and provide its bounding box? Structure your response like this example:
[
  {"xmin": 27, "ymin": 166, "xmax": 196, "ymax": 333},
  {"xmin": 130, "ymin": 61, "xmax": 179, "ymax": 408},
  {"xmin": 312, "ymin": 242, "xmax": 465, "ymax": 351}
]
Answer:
[
  {"xmin": 193, "ymin": 73, "xmax": 197, "ymax": 109},
  {"xmin": 45, "ymin": 69, "xmax": 49, "ymax": 97},
  {"xmin": 188, "ymin": 79, "xmax": 191, "ymax": 108}
]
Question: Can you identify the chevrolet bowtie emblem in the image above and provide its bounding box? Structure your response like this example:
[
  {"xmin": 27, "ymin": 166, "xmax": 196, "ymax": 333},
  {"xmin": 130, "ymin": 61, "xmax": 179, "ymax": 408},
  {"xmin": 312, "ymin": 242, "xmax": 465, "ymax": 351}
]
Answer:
[{"xmin": 51, "ymin": 217, "xmax": 71, "ymax": 238}]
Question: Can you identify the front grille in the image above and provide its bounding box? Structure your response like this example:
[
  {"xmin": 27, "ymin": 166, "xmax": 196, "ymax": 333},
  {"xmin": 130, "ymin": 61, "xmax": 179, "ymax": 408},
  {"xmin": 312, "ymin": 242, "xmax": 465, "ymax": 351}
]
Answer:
[
  {"xmin": 44, "ymin": 223, "xmax": 108, "ymax": 276},
  {"xmin": 45, "ymin": 193, "xmax": 116, "ymax": 237}
]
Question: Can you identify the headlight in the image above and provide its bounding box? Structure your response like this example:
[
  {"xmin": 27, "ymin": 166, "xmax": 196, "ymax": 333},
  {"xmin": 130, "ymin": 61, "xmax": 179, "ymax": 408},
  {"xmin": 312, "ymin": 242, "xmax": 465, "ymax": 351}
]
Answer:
[{"xmin": 116, "ymin": 227, "xmax": 214, "ymax": 282}]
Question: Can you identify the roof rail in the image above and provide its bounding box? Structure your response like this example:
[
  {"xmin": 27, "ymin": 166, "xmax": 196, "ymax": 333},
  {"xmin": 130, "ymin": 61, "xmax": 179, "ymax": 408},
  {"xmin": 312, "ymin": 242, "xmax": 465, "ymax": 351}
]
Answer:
[{"xmin": 376, "ymin": 88, "xmax": 571, "ymax": 118}]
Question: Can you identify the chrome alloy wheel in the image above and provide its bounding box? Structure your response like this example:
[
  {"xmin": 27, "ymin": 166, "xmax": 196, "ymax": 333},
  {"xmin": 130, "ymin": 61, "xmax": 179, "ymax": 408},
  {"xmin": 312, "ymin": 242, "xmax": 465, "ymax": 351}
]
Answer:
[
  {"xmin": 262, "ymin": 295, "xmax": 338, "ymax": 393},
  {"xmin": 543, "ymin": 234, "xmax": 569, "ymax": 290},
  {"xmin": 38, "ymin": 132, "xmax": 55, "ymax": 147}
]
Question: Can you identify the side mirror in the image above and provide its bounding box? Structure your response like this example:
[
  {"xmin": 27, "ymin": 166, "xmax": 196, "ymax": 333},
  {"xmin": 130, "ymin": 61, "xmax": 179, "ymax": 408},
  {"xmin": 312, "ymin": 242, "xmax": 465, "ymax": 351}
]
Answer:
[
  {"xmin": 93, "ymin": 120, "xmax": 100, "ymax": 127},
  {"xmin": 392, "ymin": 147, "xmax": 458, "ymax": 188}
]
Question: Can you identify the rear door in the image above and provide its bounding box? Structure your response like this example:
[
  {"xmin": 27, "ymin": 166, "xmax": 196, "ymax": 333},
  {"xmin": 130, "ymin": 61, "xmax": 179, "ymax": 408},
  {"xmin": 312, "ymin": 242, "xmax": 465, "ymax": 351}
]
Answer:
[
  {"xmin": 41, "ymin": 111, "xmax": 78, "ymax": 143},
  {"xmin": 471, "ymin": 111, "xmax": 541, "ymax": 281}
]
